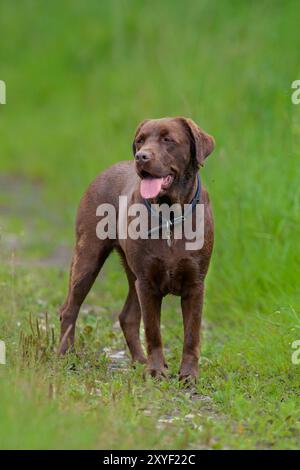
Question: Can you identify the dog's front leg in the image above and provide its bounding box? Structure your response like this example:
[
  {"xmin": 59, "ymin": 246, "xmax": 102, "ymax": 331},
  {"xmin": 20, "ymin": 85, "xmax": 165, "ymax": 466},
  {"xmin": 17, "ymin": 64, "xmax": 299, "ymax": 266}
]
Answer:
[
  {"xmin": 135, "ymin": 280, "xmax": 167, "ymax": 378},
  {"xmin": 179, "ymin": 283, "xmax": 204, "ymax": 382}
]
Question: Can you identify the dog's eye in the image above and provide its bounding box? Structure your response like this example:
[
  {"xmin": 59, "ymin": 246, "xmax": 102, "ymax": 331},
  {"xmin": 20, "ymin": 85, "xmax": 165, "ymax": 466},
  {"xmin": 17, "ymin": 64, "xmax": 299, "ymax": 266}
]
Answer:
[
  {"xmin": 162, "ymin": 136, "xmax": 174, "ymax": 143},
  {"xmin": 136, "ymin": 137, "xmax": 144, "ymax": 145}
]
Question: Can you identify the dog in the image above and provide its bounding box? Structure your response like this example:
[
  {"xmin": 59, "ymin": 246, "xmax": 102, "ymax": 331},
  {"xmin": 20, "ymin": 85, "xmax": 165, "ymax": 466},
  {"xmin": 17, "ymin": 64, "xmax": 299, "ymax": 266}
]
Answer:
[{"xmin": 59, "ymin": 117, "xmax": 215, "ymax": 381}]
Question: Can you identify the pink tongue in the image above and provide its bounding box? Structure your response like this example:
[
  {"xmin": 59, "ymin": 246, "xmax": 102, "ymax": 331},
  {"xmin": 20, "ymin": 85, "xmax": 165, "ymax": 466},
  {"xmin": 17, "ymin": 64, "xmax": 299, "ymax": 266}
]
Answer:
[{"xmin": 140, "ymin": 177, "xmax": 163, "ymax": 199}]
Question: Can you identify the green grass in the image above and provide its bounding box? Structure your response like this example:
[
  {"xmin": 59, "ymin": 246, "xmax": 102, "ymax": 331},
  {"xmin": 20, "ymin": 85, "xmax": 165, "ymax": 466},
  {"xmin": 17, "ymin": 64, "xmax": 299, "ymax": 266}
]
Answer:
[{"xmin": 1, "ymin": 0, "xmax": 300, "ymax": 449}]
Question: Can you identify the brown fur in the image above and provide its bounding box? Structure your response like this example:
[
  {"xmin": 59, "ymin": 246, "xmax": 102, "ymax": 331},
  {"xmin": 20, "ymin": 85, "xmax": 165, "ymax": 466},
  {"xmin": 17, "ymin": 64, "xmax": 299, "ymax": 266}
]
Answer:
[{"xmin": 59, "ymin": 117, "xmax": 215, "ymax": 381}]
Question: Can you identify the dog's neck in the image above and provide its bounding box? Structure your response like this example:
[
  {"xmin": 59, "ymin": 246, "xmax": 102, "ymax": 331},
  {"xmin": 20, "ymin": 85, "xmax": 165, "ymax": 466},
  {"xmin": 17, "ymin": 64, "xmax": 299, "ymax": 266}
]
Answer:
[{"xmin": 155, "ymin": 171, "xmax": 199, "ymax": 207}]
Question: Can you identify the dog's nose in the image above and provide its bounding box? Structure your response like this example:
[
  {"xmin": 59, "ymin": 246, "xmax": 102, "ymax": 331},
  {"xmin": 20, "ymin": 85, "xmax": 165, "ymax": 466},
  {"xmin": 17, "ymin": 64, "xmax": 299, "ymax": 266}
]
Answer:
[{"xmin": 135, "ymin": 151, "xmax": 152, "ymax": 162}]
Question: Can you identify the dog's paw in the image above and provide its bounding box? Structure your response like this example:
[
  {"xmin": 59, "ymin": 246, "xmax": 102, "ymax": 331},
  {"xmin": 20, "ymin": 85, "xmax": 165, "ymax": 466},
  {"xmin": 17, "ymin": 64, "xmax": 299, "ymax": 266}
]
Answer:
[
  {"xmin": 179, "ymin": 363, "xmax": 198, "ymax": 387},
  {"xmin": 131, "ymin": 354, "xmax": 148, "ymax": 366},
  {"xmin": 143, "ymin": 366, "xmax": 168, "ymax": 380},
  {"xmin": 179, "ymin": 373, "xmax": 197, "ymax": 389}
]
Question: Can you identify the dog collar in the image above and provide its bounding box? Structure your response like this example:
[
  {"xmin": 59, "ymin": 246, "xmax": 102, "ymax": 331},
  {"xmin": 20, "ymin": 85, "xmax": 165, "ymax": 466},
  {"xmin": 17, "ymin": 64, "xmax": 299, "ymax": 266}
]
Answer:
[{"xmin": 143, "ymin": 174, "xmax": 201, "ymax": 246}]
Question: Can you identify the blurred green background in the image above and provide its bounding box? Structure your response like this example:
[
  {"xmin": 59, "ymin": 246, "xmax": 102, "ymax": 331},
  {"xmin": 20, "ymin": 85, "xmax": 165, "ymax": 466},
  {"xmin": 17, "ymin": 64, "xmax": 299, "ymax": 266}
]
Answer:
[{"xmin": 0, "ymin": 0, "xmax": 300, "ymax": 450}]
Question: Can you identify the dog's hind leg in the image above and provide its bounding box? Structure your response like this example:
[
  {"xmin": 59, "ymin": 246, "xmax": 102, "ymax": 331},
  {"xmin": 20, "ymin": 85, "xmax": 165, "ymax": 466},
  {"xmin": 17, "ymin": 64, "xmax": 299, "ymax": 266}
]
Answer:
[
  {"xmin": 58, "ymin": 236, "xmax": 112, "ymax": 355},
  {"xmin": 118, "ymin": 252, "xmax": 147, "ymax": 364}
]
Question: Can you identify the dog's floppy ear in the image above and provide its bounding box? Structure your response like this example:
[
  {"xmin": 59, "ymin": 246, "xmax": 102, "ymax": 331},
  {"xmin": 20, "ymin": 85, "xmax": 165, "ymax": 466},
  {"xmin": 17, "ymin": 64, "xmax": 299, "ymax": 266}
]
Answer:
[
  {"xmin": 178, "ymin": 117, "xmax": 215, "ymax": 166},
  {"xmin": 132, "ymin": 119, "xmax": 149, "ymax": 156}
]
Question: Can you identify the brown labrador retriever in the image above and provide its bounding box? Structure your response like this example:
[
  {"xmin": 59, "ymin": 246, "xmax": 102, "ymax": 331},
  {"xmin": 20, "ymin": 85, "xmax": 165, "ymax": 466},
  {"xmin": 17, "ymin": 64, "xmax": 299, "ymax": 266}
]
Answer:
[{"xmin": 59, "ymin": 117, "xmax": 215, "ymax": 381}]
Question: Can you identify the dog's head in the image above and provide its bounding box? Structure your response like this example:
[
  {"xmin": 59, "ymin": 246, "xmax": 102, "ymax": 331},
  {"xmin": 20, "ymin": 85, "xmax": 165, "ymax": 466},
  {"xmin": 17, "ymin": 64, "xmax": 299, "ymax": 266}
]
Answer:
[{"xmin": 133, "ymin": 117, "xmax": 215, "ymax": 199}]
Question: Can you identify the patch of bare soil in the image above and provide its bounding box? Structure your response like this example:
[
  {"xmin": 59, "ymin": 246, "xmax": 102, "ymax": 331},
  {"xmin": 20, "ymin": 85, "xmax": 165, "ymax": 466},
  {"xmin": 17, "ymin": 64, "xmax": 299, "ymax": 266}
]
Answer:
[{"xmin": 0, "ymin": 173, "xmax": 72, "ymax": 267}]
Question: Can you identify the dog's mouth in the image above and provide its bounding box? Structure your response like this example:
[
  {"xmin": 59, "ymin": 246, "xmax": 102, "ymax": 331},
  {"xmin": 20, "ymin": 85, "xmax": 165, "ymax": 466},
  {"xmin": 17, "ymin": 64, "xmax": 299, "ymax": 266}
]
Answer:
[{"xmin": 139, "ymin": 171, "xmax": 174, "ymax": 199}]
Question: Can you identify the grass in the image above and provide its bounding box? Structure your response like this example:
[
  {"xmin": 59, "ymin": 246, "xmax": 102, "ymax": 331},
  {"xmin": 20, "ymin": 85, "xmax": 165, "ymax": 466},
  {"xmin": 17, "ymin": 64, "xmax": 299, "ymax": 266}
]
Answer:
[{"xmin": 1, "ymin": 0, "xmax": 300, "ymax": 449}]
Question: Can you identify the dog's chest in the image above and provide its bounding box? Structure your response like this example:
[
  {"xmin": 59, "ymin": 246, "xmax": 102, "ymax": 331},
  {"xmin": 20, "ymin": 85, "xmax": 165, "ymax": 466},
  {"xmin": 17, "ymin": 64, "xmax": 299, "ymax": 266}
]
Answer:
[{"xmin": 145, "ymin": 250, "xmax": 199, "ymax": 296}]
